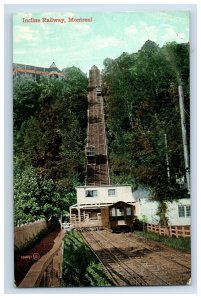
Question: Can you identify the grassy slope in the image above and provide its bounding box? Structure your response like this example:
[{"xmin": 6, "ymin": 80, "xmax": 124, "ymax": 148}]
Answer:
[
  {"xmin": 62, "ymin": 230, "xmax": 112, "ymax": 287},
  {"xmin": 134, "ymin": 230, "xmax": 191, "ymax": 252}
]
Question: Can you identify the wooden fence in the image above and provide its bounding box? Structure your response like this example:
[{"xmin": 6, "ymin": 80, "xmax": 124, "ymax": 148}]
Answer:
[
  {"xmin": 14, "ymin": 220, "xmax": 48, "ymax": 249},
  {"xmin": 147, "ymin": 224, "xmax": 191, "ymax": 238},
  {"xmin": 18, "ymin": 230, "xmax": 65, "ymax": 288}
]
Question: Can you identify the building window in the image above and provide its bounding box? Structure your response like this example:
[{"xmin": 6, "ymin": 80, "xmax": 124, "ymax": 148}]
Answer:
[
  {"xmin": 108, "ymin": 189, "xmax": 116, "ymax": 196},
  {"xmin": 178, "ymin": 205, "xmax": 191, "ymax": 217},
  {"xmin": 178, "ymin": 206, "xmax": 185, "ymax": 217},
  {"xmin": 36, "ymin": 74, "xmax": 40, "ymax": 82},
  {"xmin": 85, "ymin": 190, "xmax": 98, "ymax": 197},
  {"xmin": 186, "ymin": 205, "xmax": 191, "ymax": 217}
]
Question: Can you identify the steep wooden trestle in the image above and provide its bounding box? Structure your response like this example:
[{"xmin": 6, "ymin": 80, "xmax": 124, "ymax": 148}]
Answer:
[
  {"xmin": 70, "ymin": 66, "xmax": 136, "ymax": 231},
  {"xmin": 85, "ymin": 66, "xmax": 110, "ymax": 186}
]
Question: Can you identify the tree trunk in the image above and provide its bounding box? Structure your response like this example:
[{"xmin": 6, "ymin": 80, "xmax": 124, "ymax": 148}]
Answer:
[{"xmin": 161, "ymin": 209, "xmax": 169, "ymax": 236}]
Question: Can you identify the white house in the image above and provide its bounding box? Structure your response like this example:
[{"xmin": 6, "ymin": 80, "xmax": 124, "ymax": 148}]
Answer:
[
  {"xmin": 76, "ymin": 185, "xmax": 135, "ymax": 206},
  {"xmin": 136, "ymin": 198, "xmax": 191, "ymax": 226}
]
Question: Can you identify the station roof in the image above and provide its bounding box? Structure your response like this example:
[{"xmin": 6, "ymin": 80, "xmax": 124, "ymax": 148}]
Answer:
[
  {"xmin": 76, "ymin": 184, "xmax": 132, "ymax": 188},
  {"xmin": 70, "ymin": 201, "xmax": 136, "ymax": 209}
]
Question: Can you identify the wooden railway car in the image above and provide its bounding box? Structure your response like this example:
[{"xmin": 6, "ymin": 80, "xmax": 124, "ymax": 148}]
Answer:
[
  {"xmin": 96, "ymin": 85, "xmax": 102, "ymax": 95},
  {"xmin": 85, "ymin": 145, "xmax": 96, "ymax": 165},
  {"xmin": 101, "ymin": 201, "xmax": 135, "ymax": 232}
]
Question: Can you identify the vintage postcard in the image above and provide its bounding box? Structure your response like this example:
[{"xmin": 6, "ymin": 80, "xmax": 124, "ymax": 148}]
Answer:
[{"xmin": 13, "ymin": 11, "xmax": 191, "ymax": 288}]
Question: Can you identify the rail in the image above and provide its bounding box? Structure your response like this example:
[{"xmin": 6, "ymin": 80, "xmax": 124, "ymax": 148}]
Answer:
[
  {"xmin": 146, "ymin": 224, "xmax": 191, "ymax": 238},
  {"xmin": 82, "ymin": 229, "xmax": 191, "ymax": 286},
  {"xmin": 81, "ymin": 231, "xmax": 147, "ymax": 286}
]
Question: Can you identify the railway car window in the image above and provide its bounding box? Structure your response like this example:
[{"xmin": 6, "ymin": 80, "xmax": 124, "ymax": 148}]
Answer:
[
  {"xmin": 110, "ymin": 208, "xmax": 116, "ymax": 217},
  {"xmin": 116, "ymin": 208, "xmax": 124, "ymax": 217},
  {"xmin": 85, "ymin": 190, "xmax": 98, "ymax": 197},
  {"xmin": 108, "ymin": 189, "xmax": 116, "ymax": 196},
  {"xmin": 86, "ymin": 146, "xmax": 95, "ymax": 156},
  {"xmin": 126, "ymin": 207, "xmax": 132, "ymax": 216}
]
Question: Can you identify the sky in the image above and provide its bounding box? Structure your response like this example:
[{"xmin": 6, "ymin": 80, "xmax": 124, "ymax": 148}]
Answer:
[{"xmin": 13, "ymin": 11, "xmax": 189, "ymax": 74}]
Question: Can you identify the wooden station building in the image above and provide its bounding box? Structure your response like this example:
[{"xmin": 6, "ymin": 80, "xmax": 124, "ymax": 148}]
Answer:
[{"xmin": 70, "ymin": 185, "xmax": 136, "ymax": 230}]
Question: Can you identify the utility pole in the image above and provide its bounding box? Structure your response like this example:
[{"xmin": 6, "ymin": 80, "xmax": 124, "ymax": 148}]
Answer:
[
  {"xmin": 164, "ymin": 133, "xmax": 170, "ymax": 180},
  {"xmin": 178, "ymin": 84, "xmax": 190, "ymax": 193}
]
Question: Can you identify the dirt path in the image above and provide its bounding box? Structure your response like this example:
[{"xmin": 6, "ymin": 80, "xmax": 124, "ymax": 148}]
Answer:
[
  {"xmin": 81, "ymin": 230, "xmax": 191, "ymax": 286},
  {"xmin": 14, "ymin": 229, "xmax": 61, "ymax": 286}
]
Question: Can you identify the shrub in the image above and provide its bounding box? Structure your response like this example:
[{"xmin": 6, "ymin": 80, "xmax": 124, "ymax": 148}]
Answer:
[{"xmin": 133, "ymin": 218, "xmax": 144, "ymax": 231}]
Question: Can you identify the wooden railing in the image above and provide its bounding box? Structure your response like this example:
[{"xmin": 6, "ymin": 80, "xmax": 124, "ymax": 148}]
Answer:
[
  {"xmin": 169, "ymin": 225, "xmax": 191, "ymax": 238},
  {"xmin": 70, "ymin": 214, "xmax": 102, "ymax": 229},
  {"xmin": 19, "ymin": 230, "xmax": 65, "ymax": 288},
  {"xmin": 147, "ymin": 224, "xmax": 191, "ymax": 238}
]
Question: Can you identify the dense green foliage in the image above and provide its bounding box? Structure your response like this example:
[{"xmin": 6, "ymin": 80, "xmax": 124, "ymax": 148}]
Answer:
[
  {"xmin": 14, "ymin": 67, "xmax": 88, "ymax": 225},
  {"xmin": 102, "ymin": 41, "xmax": 190, "ymax": 202},
  {"xmin": 62, "ymin": 230, "xmax": 112, "ymax": 286},
  {"xmin": 135, "ymin": 230, "xmax": 191, "ymax": 252}
]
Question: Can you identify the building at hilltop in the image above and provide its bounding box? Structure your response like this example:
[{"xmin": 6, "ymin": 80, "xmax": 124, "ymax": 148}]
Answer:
[{"xmin": 13, "ymin": 62, "xmax": 63, "ymax": 80}]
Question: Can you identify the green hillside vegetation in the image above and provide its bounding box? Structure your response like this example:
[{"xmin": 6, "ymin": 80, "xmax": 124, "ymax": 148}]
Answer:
[
  {"xmin": 14, "ymin": 41, "xmax": 190, "ymax": 226},
  {"xmin": 14, "ymin": 67, "xmax": 88, "ymax": 225},
  {"xmin": 102, "ymin": 41, "xmax": 189, "ymax": 208}
]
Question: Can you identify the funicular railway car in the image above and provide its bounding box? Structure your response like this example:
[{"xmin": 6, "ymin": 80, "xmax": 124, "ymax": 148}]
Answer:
[
  {"xmin": 89, "ymin": 65, "xmax": 101, "ymax": 88},
  {"xmin": 85, "ymin": 145, "xmax": 96, "ymax": 165},
  {"xmin": 96, "ymin": 85, "xmax": 102, "ymax": 95},
  {"xmin": 101, "ymin": 201, "xmax": 135, "ymax": 232}
]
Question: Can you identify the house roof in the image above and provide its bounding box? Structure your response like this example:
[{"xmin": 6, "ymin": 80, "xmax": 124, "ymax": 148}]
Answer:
[
  {"xmin": 49, "ymin": 62, "xmax": 60, "ymax": 71},
  {"xmin": 13, "ymin": 62, "xmax": 62, "ymax": 73}
]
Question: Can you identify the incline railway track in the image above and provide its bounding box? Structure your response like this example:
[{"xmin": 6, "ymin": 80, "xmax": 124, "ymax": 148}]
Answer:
[
  {"xmin": 81, "ymin": 230, "xmax": 191, "ymax": 286},
  {"xmin": 85, "ymin": 66, "xmax": 110, "ymax": 186},
  {"xmin": 81, "ymin": 230, "xmax": 148, "ymax": 286},
  {"xmin": 119, "ymin": 231, "xmax": 191, "ymax": 270}
]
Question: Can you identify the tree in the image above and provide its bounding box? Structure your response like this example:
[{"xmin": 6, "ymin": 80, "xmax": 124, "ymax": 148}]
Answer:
[
  {"xmin": 14, "ymin": 165, "xmax": 43, "ymax": 225},
  {"xmin": 14, "ymin": 68, "xmax": 88, "ymax": 224},
  {"xmin": 102, "ymin": 40, "xmax": 190, "ymax": 218},
  {"xmin": 13, "ymin": 78, "xmax": 41, "ymax": 130}
]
